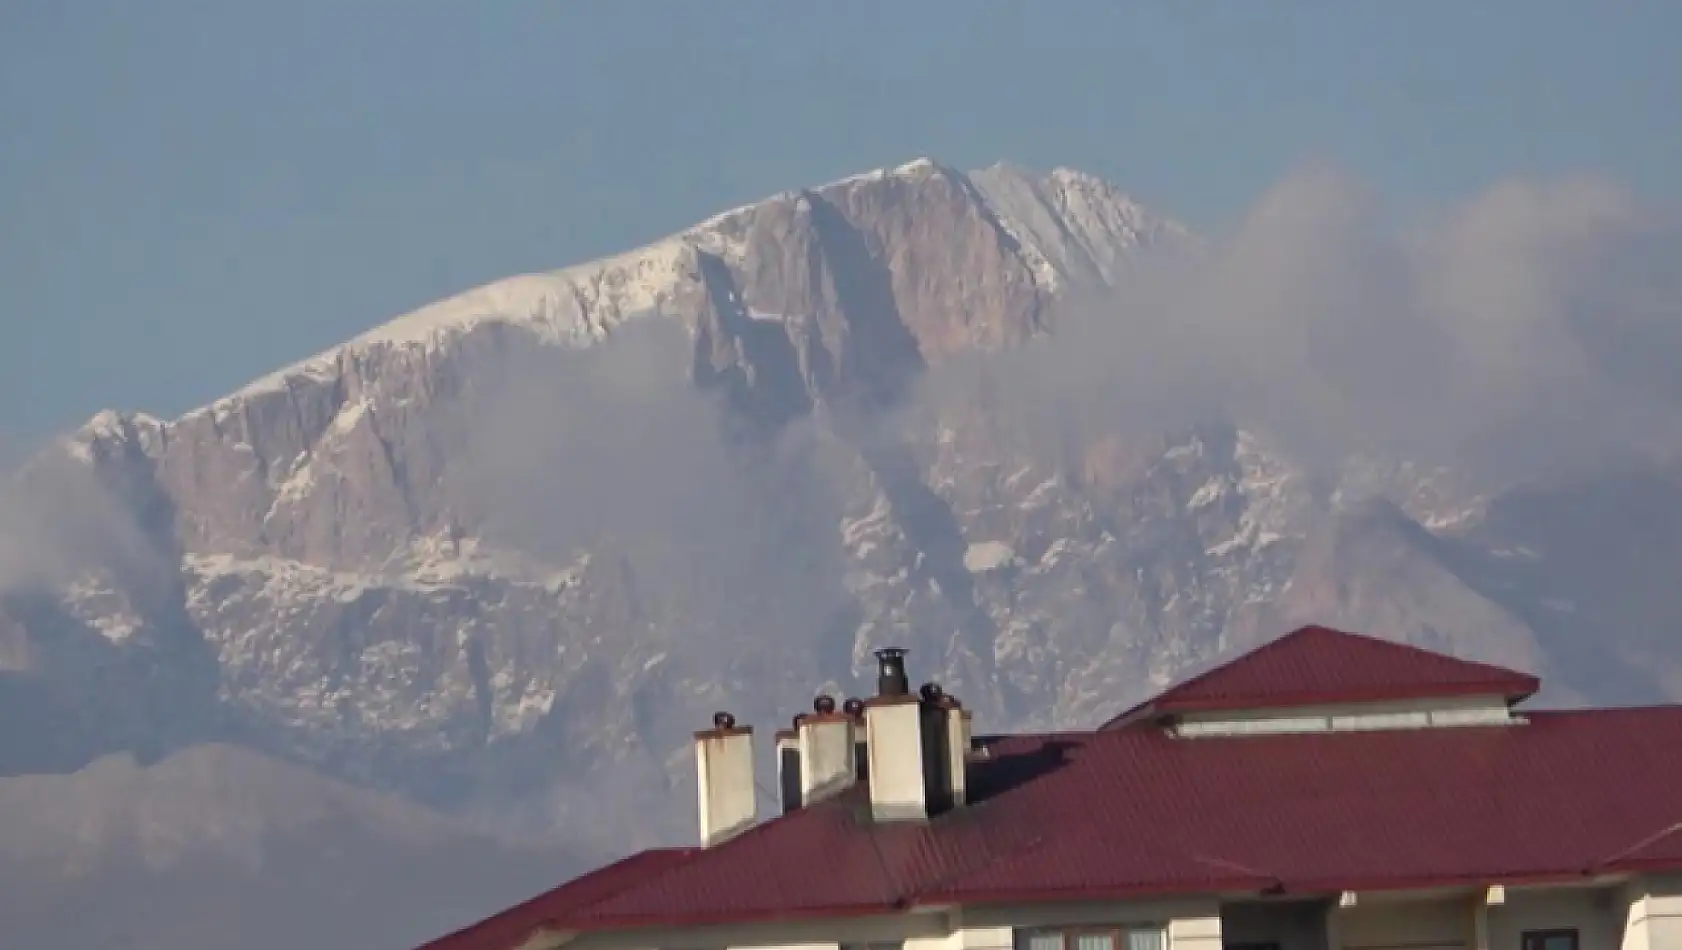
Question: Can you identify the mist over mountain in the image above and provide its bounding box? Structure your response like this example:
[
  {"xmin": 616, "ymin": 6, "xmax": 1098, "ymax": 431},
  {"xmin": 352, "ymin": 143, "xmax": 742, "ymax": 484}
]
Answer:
[
  {"xmin": 2, "ymin": 157, "xmax": 1681, "ymax": 947},
  {"xmin": 0, "ymin": 744, "xmax": 587, "ymax": 950}
]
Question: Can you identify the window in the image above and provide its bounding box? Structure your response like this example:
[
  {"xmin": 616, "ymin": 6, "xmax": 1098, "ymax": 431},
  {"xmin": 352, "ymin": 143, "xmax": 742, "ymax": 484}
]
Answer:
[
  {"xmin": 1522, "ymin": 931, "xmax": 1579, "ymax": 950},
  {"xmin": 1016, "ymin": 925, "xmax": 1168, "ymax": 950}
]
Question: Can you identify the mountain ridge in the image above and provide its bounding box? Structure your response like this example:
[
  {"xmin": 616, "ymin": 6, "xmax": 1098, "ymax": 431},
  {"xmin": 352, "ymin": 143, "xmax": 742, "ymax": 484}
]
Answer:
[{"xmin": 120, "ymin": 157, "xmax": 1179, "ymax": 418}]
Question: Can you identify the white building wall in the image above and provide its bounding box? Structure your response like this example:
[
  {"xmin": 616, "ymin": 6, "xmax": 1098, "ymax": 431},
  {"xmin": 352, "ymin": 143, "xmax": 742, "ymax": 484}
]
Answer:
[
  {"xmin": 1332, "ymin": 894, "xmax": 1471, "ymax": 950},
  {"xmin": 905, "ymin": 923, "xmax": 1011, "ymax": 950},
  {"xmin": 1320, "ymin": 884, "xmax": 1631, "ymax": 950},
  {"xmin": 1168, "ymin": 909, "xmax": 1223, "ymax": 950},
  {"xmin": 568, "ymin": 898, "xmax": 1222, "ymax": 950},
  {"xmin": 546, "ymin": 882, "xmax": 1671, "ymax": 950},
  {"xmin": 1625, "ymin": 876, "xmax": 1682, "ymax": 950}
]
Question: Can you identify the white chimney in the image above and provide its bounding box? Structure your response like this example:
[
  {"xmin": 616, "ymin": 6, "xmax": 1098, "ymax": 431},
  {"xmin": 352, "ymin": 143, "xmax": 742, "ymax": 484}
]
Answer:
[
  {"xmin": 775, "ymin": 724, "xmax": 802, "ymax": 815},
  {"xmin": 798, "ymin": 695, "xmax": 857, "ymax": 805},
  {"xmin": 695, "ymin": 712, "xmax": 756, "ymax": 847},
  {"xmin": 865, "ymin": 647, "xmax": 956, "ymax": 822},
  {"xmin": 865, "ymin": 693, "xmax": 927, "ymax": 821},
  {"xmin": 861, "ymin": 648, "xmax": 975, "ymax": 822}
]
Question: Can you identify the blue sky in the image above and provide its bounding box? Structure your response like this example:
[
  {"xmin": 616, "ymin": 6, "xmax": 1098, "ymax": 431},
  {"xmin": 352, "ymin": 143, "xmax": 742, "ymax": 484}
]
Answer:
[{"xmin": 3, "ymin": 1, "xmax": 1677, "ymax": 440}]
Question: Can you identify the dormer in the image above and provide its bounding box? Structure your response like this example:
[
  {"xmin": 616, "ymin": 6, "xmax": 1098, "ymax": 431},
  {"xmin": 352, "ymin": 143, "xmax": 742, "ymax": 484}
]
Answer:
[{"xmin": 1102, "ymin": 625, "xmax": 1541, "ymax": 737}]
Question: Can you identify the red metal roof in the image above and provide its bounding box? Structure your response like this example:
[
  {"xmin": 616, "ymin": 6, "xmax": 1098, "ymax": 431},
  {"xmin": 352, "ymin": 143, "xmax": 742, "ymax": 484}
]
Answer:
[
  {"xmin": 1102, "ymin": 625, "xmax": 1541, "ymax": 726},
  {"xmin": 433, "ymin": 707, "xmax": 1682, "ymax": 946},
  {"xmin": 420, "ymin": 629, "xmax": 1682, "ymax": 949},
  {"xmin": 417, "ymin": 848, "xmax": 697, "ymax": 950}
]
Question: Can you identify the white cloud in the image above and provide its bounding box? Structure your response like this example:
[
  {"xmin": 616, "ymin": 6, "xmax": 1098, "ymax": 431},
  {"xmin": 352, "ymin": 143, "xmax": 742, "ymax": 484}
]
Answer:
[{"xmin": 920, "ymin": 162, "xmax": 1682, "ymax": 482}]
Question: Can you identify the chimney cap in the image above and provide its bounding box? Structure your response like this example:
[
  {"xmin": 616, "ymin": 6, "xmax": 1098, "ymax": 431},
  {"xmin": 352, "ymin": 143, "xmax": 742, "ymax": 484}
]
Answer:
[
  {"xmin": 813, "ymin": 694, "xmax": 837, "ymax": 714},
  {"xmin": 919, "ymin": 681, "xmax": 945, "ymax": 703},
  {"xmin": 875, "ymin": 647, "xmax": 911, "ymax": 697},
  {"xmin": 842, "ymin": 697, "xmax": 866, "ymax": 718},
  {"xmin": 712, "ymin": 711, "xmax": 737, "ymax": 730}
]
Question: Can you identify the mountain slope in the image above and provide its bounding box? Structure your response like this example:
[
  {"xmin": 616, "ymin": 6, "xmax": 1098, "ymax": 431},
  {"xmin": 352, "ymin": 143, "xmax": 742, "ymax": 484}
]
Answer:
[
  {"xmin": 0, "ymin": 744, "xmax": 585, "ymax": 950},
  {"xmin": 4, "ymin": 155, "xmax": 1678, "ymax": 883}
]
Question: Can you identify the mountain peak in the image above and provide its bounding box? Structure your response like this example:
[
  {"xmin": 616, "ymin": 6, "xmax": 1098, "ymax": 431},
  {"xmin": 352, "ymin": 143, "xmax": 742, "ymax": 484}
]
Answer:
[
  {"xmin": 46, "ymin": 155, "xmax": 1193, "ymax": 574},
  {"xmin": 817, "ymin": 155, "xmax": 953, "ymax": 191},
  {"xmin": 145, "ymin": 159, "xmax": 1182, "ymax": 416},
  {"xmin": 1045, "ymin": 164, "xmax": 1116, "ymax": 187}
]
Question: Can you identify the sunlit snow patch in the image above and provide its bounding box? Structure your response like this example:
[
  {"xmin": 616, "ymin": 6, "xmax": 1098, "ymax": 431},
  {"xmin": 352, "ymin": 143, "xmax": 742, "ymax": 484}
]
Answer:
[{"xmin": 963, "ymin": 541, "xmax": 1016, "ymax": 574}]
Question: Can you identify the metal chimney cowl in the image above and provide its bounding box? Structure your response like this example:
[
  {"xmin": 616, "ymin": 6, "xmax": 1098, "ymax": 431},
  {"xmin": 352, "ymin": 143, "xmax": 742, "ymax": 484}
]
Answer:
[{"xmin": 875, "ymin": 647, "xmax": 910, "ymax": 697}]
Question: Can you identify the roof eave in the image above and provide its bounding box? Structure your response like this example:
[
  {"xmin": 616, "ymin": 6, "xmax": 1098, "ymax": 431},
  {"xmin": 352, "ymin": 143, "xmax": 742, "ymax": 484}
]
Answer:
[
  {"xmin": 911, "ymin": 875, "xmax": 1281, "ymax": 909},
  {"xmin": 1598, "ymin": 854, "xmax": 1682, "ymax": 877},
  {"xmin": 1281, "ymin": 865, "xmax": 1652, "ymax": 897},
  {"xmin": 1104, "ymin": 678, "xmax": 1540, "ymax": 731},
  {"xmin": 557, "ymin": 900, "xmax": 908, "ymax": 933},
  {"xmin": 1152, "ymin": 678, "xmax": 1542, "ymax": 717},
  {"xmin": 530, "ymin": 854, "xmax": 1682, "ymax": 937}
]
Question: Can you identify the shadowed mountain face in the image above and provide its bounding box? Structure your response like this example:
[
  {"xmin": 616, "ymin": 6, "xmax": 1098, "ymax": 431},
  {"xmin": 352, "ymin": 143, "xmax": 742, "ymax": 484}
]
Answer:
[{"xmin": 2, "ymin": 158, "xmax": 1681, "ymax": 948}]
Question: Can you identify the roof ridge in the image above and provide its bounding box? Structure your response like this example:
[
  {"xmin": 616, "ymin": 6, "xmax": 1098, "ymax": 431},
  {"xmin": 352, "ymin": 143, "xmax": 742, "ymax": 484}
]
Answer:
[{"xmin": 1096, "ymin": 629, "xmax": 1321, "ymax": 729}]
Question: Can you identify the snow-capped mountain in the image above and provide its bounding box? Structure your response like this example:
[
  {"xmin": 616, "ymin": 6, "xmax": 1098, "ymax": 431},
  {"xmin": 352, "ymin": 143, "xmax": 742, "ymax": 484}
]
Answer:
[{"xmin": 4, "ymin": 156, "xmax": 1680, "ymax": 873}]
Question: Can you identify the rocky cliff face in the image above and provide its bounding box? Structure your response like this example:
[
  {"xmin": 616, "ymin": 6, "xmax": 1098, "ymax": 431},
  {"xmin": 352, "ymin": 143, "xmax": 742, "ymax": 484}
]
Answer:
[{"xmin": 4, "ymin": 157, "xmax": 1679, "ymax": 858}]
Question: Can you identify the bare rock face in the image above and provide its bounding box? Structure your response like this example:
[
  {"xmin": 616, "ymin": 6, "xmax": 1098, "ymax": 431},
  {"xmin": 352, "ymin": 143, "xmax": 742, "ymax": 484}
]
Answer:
[{"xmin": 4, "ymin": 156, "xmax": 1678, "ymax": 868}]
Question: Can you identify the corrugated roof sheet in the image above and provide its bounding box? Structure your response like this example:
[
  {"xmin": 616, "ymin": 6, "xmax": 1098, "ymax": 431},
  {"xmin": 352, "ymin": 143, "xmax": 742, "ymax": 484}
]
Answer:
[
  {"xmin": 420, "ymin": 629, "xmax": 1682, "ymax": 949},
  {"xmin": 437, "ymin": 706, "xmax": 1682, "ymax": 947},
  {"xmin": 1103, "ymin": 625, "xmax": 1541, "ymax": 725},
  {"xmin": 417, "ymin": 848, "xmax": 697, "ymax": 950}
]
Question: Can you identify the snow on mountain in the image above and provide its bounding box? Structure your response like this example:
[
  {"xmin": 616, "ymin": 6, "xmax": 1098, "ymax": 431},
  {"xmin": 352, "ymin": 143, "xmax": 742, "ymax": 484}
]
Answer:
[
  {"xmin": 969, "ymin": 162, "xmax": 1195, "ymax": 290},
  {"xmin": 227, "ymin": 156, "xmax": 1152, "ymax": 407}
]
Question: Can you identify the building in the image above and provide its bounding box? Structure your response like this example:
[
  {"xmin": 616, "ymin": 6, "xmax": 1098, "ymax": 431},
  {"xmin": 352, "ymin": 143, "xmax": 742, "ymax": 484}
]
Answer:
[{"xmin": 418, "ymin": 626, "xmax": 1682, "ymax": 950}]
